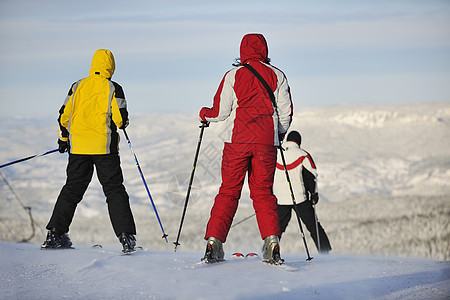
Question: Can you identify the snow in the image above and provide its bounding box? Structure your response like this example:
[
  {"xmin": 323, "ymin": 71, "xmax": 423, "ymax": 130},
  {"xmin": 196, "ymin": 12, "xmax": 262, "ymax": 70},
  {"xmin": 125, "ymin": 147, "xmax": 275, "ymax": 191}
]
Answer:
[
  {"xmin": 1, "ymin": 102, "xmax": 450, "ymax": 299},
  {"xmin": 1, "ymin": 241, "xmax": 449, "ymax": 300}
]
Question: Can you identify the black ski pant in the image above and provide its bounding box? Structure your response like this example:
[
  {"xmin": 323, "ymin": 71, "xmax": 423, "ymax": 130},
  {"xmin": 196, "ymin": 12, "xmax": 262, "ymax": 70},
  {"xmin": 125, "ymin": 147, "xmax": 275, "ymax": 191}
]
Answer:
[
  {"xmin": 46, "ymin": 153, "xmax": 136, "ymax": 237},
  {"xmin": 278, "ymin": 201, "xmax": 332, "ymax": 253}
]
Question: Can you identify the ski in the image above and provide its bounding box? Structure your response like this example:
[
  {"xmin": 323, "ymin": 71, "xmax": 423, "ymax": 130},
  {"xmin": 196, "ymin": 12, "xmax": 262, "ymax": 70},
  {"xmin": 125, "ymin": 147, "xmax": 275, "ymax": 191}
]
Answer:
[
  {"xmin": 231, "ymin": 252, "xmax": 259, "ymax": 260},
  {"xmin": 40, "ymin": 246, "xmax": 75, "ymax": 250},
  {"xmin": 262, "ymin": 261, "xmax": 298, "ymax": 272},
  {"xmin": 231, "ymin": 252, "xmax": 245, "ymax": 259},
  {"xmin": 260, "ymin": 255, "xmax": 300, "ymax": 271},
  {"xmin": 245, "ymin": 253, "xmax": 259, "ymax": 259},
  {"xmin": 193, "ymin": 258, "xmax": 226, "ymax": 268},
  {"xmin": 92, "ymin": 244, "xmax": 144, "ymax": 255},
  {"xmin": 121, "ymin": 246, "xmax": 144, "ymax": 256},
  {"xmin": 189, "ymin": 251, "xmax": 297, "ymax": 271},
  {"xmin": 190, "ymin": 257, "xmax": 298, "ymax": 271}
]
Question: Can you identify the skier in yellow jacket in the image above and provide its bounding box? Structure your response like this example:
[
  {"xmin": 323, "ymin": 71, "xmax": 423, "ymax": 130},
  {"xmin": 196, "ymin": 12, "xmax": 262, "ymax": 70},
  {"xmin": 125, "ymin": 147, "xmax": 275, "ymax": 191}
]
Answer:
[{"xmin": 41, "ymin": 49, "xmax": 137, "ymax": 253}]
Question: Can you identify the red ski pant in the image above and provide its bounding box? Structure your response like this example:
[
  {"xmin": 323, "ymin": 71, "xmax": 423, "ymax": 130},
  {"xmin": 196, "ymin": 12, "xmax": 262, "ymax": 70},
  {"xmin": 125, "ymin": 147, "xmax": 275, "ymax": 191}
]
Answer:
[{"xmin": 205, "ymin": 143, "xmax": 280, "ymax": 242}]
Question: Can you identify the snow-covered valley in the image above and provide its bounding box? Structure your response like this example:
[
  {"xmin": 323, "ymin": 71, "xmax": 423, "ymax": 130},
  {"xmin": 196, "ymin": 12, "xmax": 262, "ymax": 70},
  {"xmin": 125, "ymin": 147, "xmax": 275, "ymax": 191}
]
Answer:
[{"xmin": 0, "ymin": 102, "xmax": 449, "ymax": 299}]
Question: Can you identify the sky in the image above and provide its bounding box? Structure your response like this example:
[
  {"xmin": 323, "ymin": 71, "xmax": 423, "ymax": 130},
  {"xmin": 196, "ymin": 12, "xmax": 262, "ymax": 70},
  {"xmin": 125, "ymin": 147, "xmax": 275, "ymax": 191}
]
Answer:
[{"xmin": 0, "ymin": 0, "xmax": 449, "ymax": 118}]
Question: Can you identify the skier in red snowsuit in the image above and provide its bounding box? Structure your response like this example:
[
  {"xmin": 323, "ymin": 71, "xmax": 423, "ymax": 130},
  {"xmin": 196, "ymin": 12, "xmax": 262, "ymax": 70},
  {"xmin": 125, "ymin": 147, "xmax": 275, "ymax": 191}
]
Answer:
[{"xmin": 199, "ymin": 33, "xmax": 293, "ymax": 264}]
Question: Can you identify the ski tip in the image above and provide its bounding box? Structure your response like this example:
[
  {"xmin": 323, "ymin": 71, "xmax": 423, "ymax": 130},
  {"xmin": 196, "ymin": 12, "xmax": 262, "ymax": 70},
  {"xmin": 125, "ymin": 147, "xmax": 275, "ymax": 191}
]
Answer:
[
  {"xmin": 245, "ymin": 252, "xmax": 259, "ymax": 259},
  {"xmin": 231, "ymin": 252, "xmax": 245, "ymax": 259}
]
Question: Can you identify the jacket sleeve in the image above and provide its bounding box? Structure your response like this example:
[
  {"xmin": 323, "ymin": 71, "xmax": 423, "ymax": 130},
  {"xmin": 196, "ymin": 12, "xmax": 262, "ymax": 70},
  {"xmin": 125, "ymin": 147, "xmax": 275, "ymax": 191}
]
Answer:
[
  {"xmin": 274, "ymin": 71, "xmax": 293, "ymax": 135},
  {"xmin": 301, "ymin": 153, "xmax": 318, "ymax": 196},
  {"xmin": 200, "ymin": 69, "xmax": 235, "ymax": 122},
  {"xmin": 58, "ymin": 82, "xmax": 78, "ymax": 141},
  {"xmin": 111, "ymin": 82, "xmax": 128, "ymax": 129},
  {"xmin": 302, "ymin": 167, "xmax": 317, "ymax": 197}
]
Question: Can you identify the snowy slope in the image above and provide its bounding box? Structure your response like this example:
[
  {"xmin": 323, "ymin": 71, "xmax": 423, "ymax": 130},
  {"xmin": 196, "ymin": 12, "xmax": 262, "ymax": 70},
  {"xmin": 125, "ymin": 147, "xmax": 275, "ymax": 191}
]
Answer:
[
  {"xmin": 1, "ymin": 241, "xmax": 449, "ymax": 300},
  {"xmin": 0, "ymin": 103, "xmax": 449, "ymax": 262}
]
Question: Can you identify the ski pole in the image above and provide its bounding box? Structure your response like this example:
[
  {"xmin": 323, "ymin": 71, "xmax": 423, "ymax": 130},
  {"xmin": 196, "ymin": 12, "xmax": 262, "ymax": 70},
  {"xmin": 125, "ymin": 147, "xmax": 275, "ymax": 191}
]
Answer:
[
  {"xmin": 313, "ymin": 203, "xmax": 321, "ymax": 253},
  {"xmin": 0, "ymin": 149, "xmax": 59, "ymax": 169},
  {"xmin": 122, "ymin": 128, "xmax": 168, "ymax": 243},
  {"xmin": 278, "ymin": 146, "xmax": 313, "ymax": 262},
  {"xmin": 174, "ymin": 121, "xmax": 209, "ymax": 252},
  {"xmin": 231, "ymin": 213, "xmax": 255, "ymax": 228}
]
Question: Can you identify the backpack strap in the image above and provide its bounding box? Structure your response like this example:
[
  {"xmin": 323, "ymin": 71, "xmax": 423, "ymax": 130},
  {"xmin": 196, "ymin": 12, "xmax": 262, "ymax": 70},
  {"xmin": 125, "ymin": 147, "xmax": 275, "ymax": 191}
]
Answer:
[{"xmin": 242, "ymin": 64, "xmax": 277, "ymax": 110}]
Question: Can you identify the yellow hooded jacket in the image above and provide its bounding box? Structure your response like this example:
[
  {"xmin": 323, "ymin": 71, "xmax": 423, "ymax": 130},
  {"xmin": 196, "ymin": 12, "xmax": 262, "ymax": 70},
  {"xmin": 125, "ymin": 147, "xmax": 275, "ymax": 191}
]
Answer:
[{"xmin": 58, "ymin": 49, "xmax": 128, "ymax": 155}]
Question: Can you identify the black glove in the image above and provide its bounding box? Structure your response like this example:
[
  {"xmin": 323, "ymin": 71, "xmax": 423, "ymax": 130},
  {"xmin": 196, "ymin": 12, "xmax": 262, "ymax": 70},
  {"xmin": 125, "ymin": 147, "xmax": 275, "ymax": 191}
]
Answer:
[
  {"xmin": 120, "ymin": 119, "xmax": 129, "ymax": 130},
  {"xmin": 278, "ymin": 132, "xmax": 286, "ymax": 144},
  {"xmin": 310, "ymin": 193, "xmax": 319, "ymax": 205},
  {"xmin": 58, "ymin": 139, "xmax": 69, "ymax": 153}
]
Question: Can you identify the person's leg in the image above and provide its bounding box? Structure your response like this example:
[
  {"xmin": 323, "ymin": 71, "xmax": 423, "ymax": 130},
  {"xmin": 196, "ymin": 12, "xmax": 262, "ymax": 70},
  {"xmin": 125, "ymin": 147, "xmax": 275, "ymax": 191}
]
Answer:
[
  {"xmin": 94, "ymin": 154, "xmax": 136, "ymax": 236},
  {"xmin": 248, "ymin": 144, "xmax": 280, "ymax": 239},
  {"xmin": 277, "ymin": 205, "xmax": 293, "ymax": 237},
  {"xmin": 296, "ymin": 200, "xmax": 332, "ymax": 253},
  {"xmin": 46, "ymin": 154, "xmax": 93, "ymax": 233},
  {"xmin": 204, "ymin": 143, "xmax": 250, "ymax": 243},
  {"xmin": 316, "ymin": 225, "xmax": 332, "ymax": 253}
]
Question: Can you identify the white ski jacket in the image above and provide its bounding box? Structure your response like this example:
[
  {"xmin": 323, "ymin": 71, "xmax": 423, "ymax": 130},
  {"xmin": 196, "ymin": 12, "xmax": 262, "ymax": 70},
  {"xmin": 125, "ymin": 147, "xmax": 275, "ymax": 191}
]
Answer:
[{"xmin": 273, "ymin": 141, "xmax": 318, "ymax": 205}]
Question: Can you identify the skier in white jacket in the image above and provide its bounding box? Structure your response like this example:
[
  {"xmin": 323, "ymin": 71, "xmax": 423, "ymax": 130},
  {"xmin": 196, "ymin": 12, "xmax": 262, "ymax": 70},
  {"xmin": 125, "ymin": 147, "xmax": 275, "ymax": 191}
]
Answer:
[{"xmin": 273, "ymin": 131, "xmax": 332, "ymax": 253}]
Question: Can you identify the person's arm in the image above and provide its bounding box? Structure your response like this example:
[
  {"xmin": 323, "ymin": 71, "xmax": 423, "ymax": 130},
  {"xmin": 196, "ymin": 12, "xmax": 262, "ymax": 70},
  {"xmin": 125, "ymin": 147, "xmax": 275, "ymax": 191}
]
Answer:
[
  {"xmin": 111, "ymin": 82, "xmax": 129, "ymax": 129},
  {"xmin": 274, "ymin": 71, "xmax": 293, "ymax": 136},
  {"xmin": 200, "ymin": 70, "xmax": 235, "ymax": 123},
  {"xmin": 57, "ymin": 82, "xmax": 78, "ymax": 153},
  {"xmin": 58, "ymin": 82, "xmax": 80, "ymax": 140},
  {"xmin": 302, "ymin": 152, "xmax": 319, "ymax": 203}
]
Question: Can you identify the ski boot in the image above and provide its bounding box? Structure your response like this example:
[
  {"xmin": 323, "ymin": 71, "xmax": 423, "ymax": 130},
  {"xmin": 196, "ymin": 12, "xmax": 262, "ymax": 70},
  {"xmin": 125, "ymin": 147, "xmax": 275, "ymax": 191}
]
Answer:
[
  {"xmin": 118, "ymin": 232, "xmax": 136, "ymax": 253},
  {"xmin": 201, "ymin": 237, "xmax": 225, "ymax": 263},
  {"xmin": 41, "ymin": 228, "xmax": 73, "ymax": 249},
  {"xmin": 262, "ymin": 235, "xmax": 284, "ymax": 265}
]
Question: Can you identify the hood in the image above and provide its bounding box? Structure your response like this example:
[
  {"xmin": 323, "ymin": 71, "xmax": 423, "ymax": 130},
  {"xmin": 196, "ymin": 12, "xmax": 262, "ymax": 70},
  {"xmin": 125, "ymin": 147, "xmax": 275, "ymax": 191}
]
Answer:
[
  {"xmin": 89, "ymin": 49, "xmax": 115, "ymax": 78},
  {"xmin": 240, "ymin": 33, "xmax": 268, "ymax": 64}
]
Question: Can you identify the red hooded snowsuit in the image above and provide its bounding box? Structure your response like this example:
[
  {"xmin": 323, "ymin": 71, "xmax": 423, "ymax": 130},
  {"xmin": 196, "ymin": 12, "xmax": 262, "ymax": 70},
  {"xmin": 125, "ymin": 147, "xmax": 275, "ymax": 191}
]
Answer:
[{"xmin": 200, "ymin": 33, "xmax": 293, "ymax": 242}]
